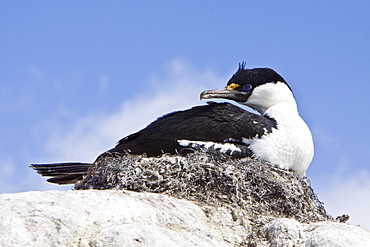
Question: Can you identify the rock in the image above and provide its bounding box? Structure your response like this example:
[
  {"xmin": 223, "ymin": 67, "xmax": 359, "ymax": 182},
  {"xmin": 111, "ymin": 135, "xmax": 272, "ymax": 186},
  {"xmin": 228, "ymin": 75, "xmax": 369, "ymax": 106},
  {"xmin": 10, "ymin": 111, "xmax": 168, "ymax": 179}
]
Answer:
[
  {"xmin": 265, "ymin": 218, "xmax": 305, "ymax": 246},
  {"xmin": 0, "ymin": 190, "xmax": 243, "ymax": 247},
  {"xmin": 264, "ymin": 218, "xmax": 370, "ymax": 247},
  {"xmin": 4, "ymin": 152, "xmax": 370, "ymax": 246},
  {"xmin": 2, "ymin": 190, "xmax": 370, "ymax": 247},
  {"xmin": 304, "ymin": 221, "xmax": 370, "ymax": 247}
]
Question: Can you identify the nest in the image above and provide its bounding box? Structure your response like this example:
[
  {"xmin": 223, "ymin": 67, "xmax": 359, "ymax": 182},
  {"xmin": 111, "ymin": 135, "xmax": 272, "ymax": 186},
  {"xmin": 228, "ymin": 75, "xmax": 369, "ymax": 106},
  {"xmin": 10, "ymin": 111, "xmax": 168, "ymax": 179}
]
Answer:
[{"xmin": 74, "ymin": 151, "xmax": 331, "ymax": 224}]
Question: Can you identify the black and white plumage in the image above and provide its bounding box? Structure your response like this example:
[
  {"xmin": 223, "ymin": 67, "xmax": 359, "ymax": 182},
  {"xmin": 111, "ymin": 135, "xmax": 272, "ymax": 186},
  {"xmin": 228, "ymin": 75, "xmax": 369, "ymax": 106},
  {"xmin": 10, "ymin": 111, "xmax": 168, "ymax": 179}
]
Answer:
[{"xmin": 31, "ymin": 63, "xmax": 314, "ymax": 184}]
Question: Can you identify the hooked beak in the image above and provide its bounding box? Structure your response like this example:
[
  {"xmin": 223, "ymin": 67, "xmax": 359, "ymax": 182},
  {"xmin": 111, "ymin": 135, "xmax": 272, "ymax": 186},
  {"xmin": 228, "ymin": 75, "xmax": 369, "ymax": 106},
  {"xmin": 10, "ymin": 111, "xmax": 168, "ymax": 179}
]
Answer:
[{"xmin": 200, "ymin": 87, "xmax": 251, "ymax": 103}]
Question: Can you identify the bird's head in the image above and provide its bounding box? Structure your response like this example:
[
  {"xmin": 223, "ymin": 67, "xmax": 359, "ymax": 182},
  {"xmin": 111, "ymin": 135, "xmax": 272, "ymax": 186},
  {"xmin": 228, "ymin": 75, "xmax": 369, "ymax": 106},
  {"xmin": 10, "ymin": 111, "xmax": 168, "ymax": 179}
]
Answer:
[{"xmin": 200, "ymin": 63, "xmax": 295, "ymax": 115}]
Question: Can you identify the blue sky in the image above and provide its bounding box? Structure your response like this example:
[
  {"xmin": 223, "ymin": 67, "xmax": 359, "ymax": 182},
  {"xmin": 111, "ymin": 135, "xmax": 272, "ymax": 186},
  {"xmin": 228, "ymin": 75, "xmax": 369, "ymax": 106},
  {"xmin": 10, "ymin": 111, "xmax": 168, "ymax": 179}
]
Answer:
[{"xmin": 1, "ymin": 1, "xmax": 370, "ymax": 229}]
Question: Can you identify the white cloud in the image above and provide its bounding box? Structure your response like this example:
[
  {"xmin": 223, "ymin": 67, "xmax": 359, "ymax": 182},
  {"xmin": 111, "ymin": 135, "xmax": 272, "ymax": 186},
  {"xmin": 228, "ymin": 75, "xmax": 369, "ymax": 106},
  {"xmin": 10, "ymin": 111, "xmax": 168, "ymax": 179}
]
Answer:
[
  {"xmin": 316, "ymin": 170, "xmax": 370, "ymax": 230},
  {"xmin": 310, "ymin": 123, "xmax": 370, "ymax": 230},
  {"xmin": 44, "ymin": 59, "xmax": 227, "ymax": 163}
]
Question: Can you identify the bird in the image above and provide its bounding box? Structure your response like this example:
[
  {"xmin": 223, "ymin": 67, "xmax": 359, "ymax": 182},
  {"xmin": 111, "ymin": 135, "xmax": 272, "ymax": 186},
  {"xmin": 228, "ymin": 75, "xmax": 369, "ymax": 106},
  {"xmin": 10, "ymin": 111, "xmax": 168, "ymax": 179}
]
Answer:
[{"xmin": 31, "ymin": 63, "xmax": 314, "ymax": 184}]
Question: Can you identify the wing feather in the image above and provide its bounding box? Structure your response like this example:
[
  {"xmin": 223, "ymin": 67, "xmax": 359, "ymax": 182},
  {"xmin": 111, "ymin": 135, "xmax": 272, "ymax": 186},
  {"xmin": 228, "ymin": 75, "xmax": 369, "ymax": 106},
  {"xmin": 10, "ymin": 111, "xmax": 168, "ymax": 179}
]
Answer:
[{"xmin": 110, "ymin": 102, "xmax": 276, "ymax": 156}]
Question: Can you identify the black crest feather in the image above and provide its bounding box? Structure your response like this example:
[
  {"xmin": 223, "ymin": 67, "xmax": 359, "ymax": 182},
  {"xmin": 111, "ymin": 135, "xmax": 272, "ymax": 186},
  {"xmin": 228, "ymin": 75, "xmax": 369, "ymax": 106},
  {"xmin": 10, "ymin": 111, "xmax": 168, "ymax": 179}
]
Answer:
[{"xmin": 238, "ymin": 61, "xmax": 247, "ymax": 72}]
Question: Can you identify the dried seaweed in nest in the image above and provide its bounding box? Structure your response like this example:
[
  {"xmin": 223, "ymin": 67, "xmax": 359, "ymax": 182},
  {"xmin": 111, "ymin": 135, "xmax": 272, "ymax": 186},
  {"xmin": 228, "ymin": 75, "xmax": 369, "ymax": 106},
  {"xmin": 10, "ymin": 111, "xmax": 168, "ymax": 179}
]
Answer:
[{"xmin": 74, "ymin": 151, "xmax": 332, "ymax": 224}]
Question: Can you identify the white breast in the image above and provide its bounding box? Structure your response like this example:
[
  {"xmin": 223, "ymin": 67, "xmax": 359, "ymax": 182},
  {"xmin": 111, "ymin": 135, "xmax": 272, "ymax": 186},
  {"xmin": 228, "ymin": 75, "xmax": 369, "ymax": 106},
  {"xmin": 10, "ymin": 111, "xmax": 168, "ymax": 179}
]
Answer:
[
  {"xmin": 245, "ymin": 82, "xmax": 314, "ymax": 176},
  {"xmin": 249, "ymin": 102, "xmax": 314, "ymax": 176}
]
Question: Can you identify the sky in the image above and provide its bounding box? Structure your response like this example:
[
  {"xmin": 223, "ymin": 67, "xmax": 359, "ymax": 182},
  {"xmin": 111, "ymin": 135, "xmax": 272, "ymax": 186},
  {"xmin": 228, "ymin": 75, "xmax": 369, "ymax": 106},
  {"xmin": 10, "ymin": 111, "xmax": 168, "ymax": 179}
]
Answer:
[{"xmin": 1, "ymin": 1, "xmax": 370, "ymax": 229}]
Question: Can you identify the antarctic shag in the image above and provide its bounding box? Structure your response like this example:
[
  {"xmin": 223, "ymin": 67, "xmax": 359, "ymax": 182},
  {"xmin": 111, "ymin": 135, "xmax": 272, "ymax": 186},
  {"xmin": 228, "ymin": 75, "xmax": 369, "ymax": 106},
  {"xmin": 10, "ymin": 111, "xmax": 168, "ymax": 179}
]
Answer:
[{"xmin": 31, "ymin": 63, "xmax": 314, "ymax": 184}]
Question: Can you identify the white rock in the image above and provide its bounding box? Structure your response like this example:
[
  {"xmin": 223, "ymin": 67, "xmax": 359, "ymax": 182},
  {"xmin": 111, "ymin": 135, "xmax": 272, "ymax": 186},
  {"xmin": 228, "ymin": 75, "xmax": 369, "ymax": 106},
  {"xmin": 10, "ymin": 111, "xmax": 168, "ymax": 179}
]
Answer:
[
  {"xmin": 1, "ymin": 190, "xmax": 370, "ymax": 246},
  {"xmin": 0, "ymin": 190, "xmax": 247, "ymax": 247},
  {"xmin": 265, "ymin": 218, "xmax": 370, "ymax": 247},
  {"xmin": 266, "ymin": 218, "xmax": 305, "ymax": 246},
  {"xmin": 304, "ymin": 221, "xmax": 370, "ymax": 247}
]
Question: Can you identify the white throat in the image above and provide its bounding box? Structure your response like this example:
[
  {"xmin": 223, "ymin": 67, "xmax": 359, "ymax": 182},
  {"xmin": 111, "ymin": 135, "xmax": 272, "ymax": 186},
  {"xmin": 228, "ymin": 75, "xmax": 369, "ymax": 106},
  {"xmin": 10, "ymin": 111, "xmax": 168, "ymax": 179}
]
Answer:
[
  {"xmin": 244, "ymin": 81, "xmax": 297, "ymax": 115},
  {"xmin": 243, "ymin": 81, "xmax": 314, "ymax": 176}
]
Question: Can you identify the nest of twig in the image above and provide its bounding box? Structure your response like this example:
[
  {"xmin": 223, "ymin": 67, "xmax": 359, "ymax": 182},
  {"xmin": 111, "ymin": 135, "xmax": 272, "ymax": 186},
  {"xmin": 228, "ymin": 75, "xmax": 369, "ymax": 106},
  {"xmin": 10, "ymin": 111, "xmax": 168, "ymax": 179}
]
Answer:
[{"xmin": 75, "ymin": 151, "xmax": 331, "ymax": 224}]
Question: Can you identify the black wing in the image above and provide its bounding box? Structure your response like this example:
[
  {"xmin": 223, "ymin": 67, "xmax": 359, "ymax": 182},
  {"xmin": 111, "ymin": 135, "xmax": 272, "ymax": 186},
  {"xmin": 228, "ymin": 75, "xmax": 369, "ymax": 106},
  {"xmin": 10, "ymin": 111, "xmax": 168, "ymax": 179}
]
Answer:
[
  {"xmin": 109, "ymin": 102, "xmax": 277, "ymax": 156},
  {"xmin": 30, "ymin": 163, "xmax": 92, "ymax": 184},
  {"xmin": 30, "ymin": 102, "xmax": 277, "ymax": 184}
]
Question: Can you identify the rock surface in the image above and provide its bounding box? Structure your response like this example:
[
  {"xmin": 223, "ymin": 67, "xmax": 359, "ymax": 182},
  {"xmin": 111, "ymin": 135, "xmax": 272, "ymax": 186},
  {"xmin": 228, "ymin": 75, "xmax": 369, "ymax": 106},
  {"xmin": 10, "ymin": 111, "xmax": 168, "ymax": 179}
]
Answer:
[
  {"xmin": 5, "ymin": 151, "xmax": 370, "ymax": 246},
  {"xmin": 0, "ymin": 190, "xmax": 246, "ymax": 247},
  {"xmin": 1, "ymin": 190, "xmax": 370, "ymax": 247}
]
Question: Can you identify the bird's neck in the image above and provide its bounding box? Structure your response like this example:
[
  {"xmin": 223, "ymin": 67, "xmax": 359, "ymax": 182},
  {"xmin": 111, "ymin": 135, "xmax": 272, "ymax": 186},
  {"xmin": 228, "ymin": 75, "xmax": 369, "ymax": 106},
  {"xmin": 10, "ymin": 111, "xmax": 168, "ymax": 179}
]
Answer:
[
  {"xmin": 264, "ymin": 101, "xmax": 300, "ymax": 125},
  {"xmin": 245, "ymin": 82, "xmax": 298, "ymax": 118}
]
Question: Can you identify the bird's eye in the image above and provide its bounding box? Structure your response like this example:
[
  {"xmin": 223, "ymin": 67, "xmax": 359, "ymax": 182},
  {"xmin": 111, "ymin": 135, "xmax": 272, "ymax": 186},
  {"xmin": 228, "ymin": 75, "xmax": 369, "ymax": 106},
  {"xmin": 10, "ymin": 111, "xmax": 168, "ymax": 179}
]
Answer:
[{"xmin": 242, "ymin": 84, "xmax": 253, "ymax": 92}]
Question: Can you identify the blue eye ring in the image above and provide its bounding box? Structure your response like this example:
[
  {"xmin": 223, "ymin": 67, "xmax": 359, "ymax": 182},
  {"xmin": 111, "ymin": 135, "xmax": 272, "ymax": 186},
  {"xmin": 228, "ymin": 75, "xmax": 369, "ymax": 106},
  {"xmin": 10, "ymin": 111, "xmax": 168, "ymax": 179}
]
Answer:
[{"xmin": 242, "ymin": 84, "xmax": 253, "ymax": 92}]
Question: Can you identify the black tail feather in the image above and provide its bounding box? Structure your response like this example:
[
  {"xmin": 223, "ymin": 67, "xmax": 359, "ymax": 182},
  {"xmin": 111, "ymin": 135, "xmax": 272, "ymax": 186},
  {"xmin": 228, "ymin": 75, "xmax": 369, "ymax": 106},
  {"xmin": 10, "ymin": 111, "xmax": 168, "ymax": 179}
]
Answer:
[{"xmin": 30, "ymin": 163, "xmax": 92, "ymax": 185}]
